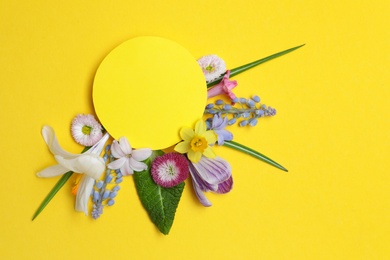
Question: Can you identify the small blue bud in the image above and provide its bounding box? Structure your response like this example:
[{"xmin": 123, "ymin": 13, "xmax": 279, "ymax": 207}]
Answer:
[
  {"xmin": 105, "ymin": 174, "xmax": 113, "ymax": 183},
  {"xmin": 232, "ymin": 97, "xmax": 239, "ymax": 103},
  {"xmin": 249, "ymin": 118, "xmax": 258, "ymax": 126},
  {"xmin": 242, "ymin": 112, "xmax": 250, "ymax": 118},
  {"xmin": 239, "ymin": 120, "xmax": 248, "ymax": 127},
  {"xmin": 228, "ymin": 118, "xmax": 237, "ymax": 125},
  {"xmin": 208, "ymin": 109, "xmax": 217, "ymax": 114},
  {"xmin": 93, "ymin": 191, "xmax": 100, "ymax": 203},
  {"xmin": 109, "ymin": 191, "xmax": 117, "ymax": 199},
  {"xmin": 252, "ymin": 95, "xmax": 260, "ymax": 103},
  {"xmin": 223, "ymin": 104, "xmax": 232, "ymax": 110},
  {"xmin": 247, "ymin": 100, "xmax": 255, "ymax": 108},
  {"xmin": 96, "ymin": 180, "xmax": 104, "ymax": 189},
  {"xmin": 105, "ymin": 144, "xmax": 111, "ymax": 151},
  {"xmin": 116, "ymin": 177, "xmax": 123, "ymax": 184},
  {"xmin": 205, "ymin": 103, "xmax": 214, "ymax": 109},
  {"xmin": 116, "ymin": 171, "xmax": 123, "ymax": 178},
  {"xmin": 239, "ymin": 98, "xmax": 247, "ymax": 104},
  {"xmin": 215, "ymin": 99, "xmax": 224, "ymax": 105},
  {"xmin": 103, "ymin": 154, "xmax": 109, "ymax": 162},
  {"xmin": 255, "ymin": 110, "xmax": 265, "ymax": 117},
  {"xmin": 112, "ymin": 185, "xmax": 121, "ymax": 192},
  {"xmin": 107, "ymin": 199, "xmax": 115, "ymax": 206},
  {"xmin": 102, "ymin": 190, "xmax": 110, "ymax": 200}
]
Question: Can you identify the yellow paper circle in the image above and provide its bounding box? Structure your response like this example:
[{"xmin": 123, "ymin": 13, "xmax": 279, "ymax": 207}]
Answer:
[{"xmin": 93, "ymin": 37, "xmax": 207, "ymax": 150}]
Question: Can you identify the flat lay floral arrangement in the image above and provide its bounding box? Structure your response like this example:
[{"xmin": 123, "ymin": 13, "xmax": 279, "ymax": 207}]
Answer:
[{"xmin": 33, "ymin": 42, "xmax": 303, "ymax": 235}]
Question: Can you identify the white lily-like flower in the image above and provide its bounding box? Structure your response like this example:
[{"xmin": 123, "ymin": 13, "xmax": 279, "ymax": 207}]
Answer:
[{"xmin": 37, "ymin": 125, "xmax": 110, "ymax": 215}]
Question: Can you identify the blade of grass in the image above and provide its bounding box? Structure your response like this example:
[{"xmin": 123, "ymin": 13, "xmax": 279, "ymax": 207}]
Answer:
[
  {"xmin": 223, "ymin": 140, "xmax": 288, "ymax": 172},
  {"xmin": 207, "ymin": 44, "xmax": 305, "ymax": 88},
  {"xmin": 32, "ymin": 171, "xmax": 74, "ymax": 220}
]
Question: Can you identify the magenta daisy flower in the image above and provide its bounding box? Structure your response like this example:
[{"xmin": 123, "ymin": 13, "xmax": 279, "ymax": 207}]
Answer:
[
  {"xmin": 71, "ymin": 114, "xmax": 103, "ymax": 146},
  {"xmin": 151, "ymin": 153, "xmax": 189, "ymax": 188}
]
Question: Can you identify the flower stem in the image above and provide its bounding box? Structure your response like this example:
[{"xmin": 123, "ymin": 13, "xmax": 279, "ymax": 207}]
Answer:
[
  {"xmin": 207, "ymin": 44, "xmax": 305, "ymax": 88},
  {"xmin": 223, "ymin": 141, "xmax": 288, "ymax": 172}
]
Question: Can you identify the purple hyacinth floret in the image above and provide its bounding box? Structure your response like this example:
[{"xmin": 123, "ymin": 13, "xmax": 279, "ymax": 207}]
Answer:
[{"xmin": 208, "ymin": 114, "xmax": 233, "ymax": 145}]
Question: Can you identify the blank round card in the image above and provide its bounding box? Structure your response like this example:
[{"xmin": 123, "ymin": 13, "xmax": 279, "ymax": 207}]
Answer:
[{"xmin": 93, "ymin": 37, "xmax": 207, "ymax": 150}]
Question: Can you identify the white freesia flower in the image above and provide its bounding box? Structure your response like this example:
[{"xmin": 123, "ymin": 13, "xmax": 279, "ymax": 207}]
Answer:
[
  {"xmin": 107, "ymin": 137, "xmax": 152, "ymax": 176},
  {"xmin": 37, "ymin": 125, "xmax": 110, "ymax": 215}
]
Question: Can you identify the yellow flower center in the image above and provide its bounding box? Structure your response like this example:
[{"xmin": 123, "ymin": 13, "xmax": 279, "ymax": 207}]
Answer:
[
  {"xmin": 82, "ymin": 125, "xmax": 92, "ymax": 135},
  {"xmin": 205, "ymin": 65, "xmax": 215, "ymax": 72},
  {"xmin": 190, "ymin": 136, "xmax": 208, "ymax": 152}
]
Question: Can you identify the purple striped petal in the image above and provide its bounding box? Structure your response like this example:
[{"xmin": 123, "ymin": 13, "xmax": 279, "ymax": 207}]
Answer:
[
  {"xmin": 216, "ymin": 176, "xmax": 233, "ymax": 194},
  {"xmin": 189, "ymin": 162, "xmax": 218, "ymax": 192},
  {"xmin": 189, "ymin": 166, "xmax": 212, "ymax": 207},
  {"xmin": 192, "ymin": 156, "xmax": 232, "ymax": 185}
]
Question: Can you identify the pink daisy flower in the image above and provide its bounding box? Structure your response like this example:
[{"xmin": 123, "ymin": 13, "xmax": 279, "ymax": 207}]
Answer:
[
  {"xmin": 71, "ymin": 114, "xmax": 103, "ymax": 147},
  {"xmin": 151, "ymin": 153, "xmax": 189, "ymax": 188},
  {"xmin": 197, "ymin": 55, "xmax": 226, "ymax": 83}
]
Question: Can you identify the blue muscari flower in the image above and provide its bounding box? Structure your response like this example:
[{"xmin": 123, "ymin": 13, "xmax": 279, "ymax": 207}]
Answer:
[
  {"xmin": 209, "ymin": 114, "xmax": 233, "ymax": 145},
  {"xmin": 91, "ymin": 144, "xmax": 122, "ymax": 219}
]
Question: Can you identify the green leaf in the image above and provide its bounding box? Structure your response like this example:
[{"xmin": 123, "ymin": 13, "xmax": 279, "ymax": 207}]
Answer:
[
  {"xmin": 207, "ymin": 44, "xmax": 305, "ymax": 88},
  {"xmin": 223, "ymin": 141, "xmax": 288, "ymax": 172},
  {"xmin": 32, "ymin": 171, "xmax": 74, "ymax": 220},
  {"xmin": 32, "ymin": 146, "xmax": 90, "ymax": 221},
  {"xmin": 133, "ymin": 151, "xmax": 185, "ymax": 235}
]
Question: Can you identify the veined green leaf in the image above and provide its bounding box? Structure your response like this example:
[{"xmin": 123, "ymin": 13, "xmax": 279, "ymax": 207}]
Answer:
[
  {"xmin": 32, "ymin": 147, "xmax": 90, "ymax": 221},
  {"xmin": 223, "ymin": 141, "xmax": 288, "ymax": 172},
  {"xmin": 207, "ymin": 44, "xmax": 305, "ymax": 88},
  {"xmin": 133, "ymin": 151, "xmax": 185, "ymax": 235}
]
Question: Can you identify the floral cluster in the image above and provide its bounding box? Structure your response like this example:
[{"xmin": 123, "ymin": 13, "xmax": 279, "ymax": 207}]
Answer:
[{"xmin": 34, "ymin": 44, "xmax": 303, "ymax": 233}]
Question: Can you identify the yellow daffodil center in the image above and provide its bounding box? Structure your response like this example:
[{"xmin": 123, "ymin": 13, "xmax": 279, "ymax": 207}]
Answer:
[
  {"xmin": 190, "ymin": 136, "xmax": 208, "ymax": 152},
  {"xmin": 82, "ymin": 125, "xmax": 92, "ymax": 135}
]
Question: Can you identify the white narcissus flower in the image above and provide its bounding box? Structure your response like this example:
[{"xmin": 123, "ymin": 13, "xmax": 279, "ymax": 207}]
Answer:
[
  {"xmin": 37, "ymin": 125, "xmax": 110, "ymax": 215},
  {"xmin": 107, "ymin": 137, "xmax": 152, "ymax": 176}
]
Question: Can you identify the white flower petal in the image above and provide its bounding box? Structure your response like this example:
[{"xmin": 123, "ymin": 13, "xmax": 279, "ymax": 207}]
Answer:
[
  {"xmin": 42, "ymin": 126, "xmax": 77, "ymax": 159},
  {"xmin": 118, "ymin": 137, "xmax": 132, "ymax": 155},
  {"xmin": 75, "ymin": 175, "xmax": 95, "ymax": 216},
  {"xmin": 36, "ymin": 164, "xmax": 69, "ymax": 178},
  {"xmin": 107, "ymin": 157, "xmax": 127, "ymax": 170},
  {"xmin": 121, "ymin": 161, "xmax": 134, "ymax": 176},
  {"xmin": 54, "ymin": 154, "xmax": 105, "ymax": 179},
  {"xmin": 88, "ymin": 133, "xmax": 109, "ymax": 155},
  {"xmin": 111, "ymin": 140, "xmax": 125, "ymax": 158},
  {"xmin": 132, "ymin": 148, "xmax": 152, "ymax": 161},
  {"xmin": 129, "ymin": 157, "xmax": 148, "ymax": 172}
]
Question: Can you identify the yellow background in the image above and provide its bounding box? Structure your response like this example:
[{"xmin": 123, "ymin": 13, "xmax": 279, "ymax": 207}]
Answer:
[{"xmin": 1, "ymin": 1, "xmax": 389, "ymax": 259}]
